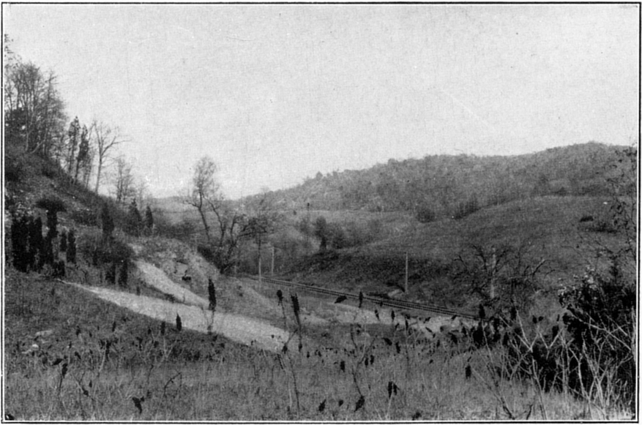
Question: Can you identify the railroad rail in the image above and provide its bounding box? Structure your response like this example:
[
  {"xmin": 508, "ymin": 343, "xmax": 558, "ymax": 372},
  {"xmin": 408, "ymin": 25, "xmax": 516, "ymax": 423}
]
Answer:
[{"xmin": 240, "ymin": 274, "xmax": 477, "ymax": 320}]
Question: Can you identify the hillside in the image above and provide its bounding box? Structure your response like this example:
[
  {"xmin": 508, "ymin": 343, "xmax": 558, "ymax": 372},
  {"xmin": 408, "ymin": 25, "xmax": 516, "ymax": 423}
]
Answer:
[
  {"xmin": 286, "ymin": 194, "xmax": 631, "ymax": 309},
  {"xmin": 256, "ymin": 142, "xmax": 627, "ymax": 219}
]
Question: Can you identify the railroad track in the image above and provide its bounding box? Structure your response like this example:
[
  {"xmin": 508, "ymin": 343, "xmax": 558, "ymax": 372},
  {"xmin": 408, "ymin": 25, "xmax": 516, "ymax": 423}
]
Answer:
[{"xmin": 240, "ymin": 274, "xmax": 477, "ymax": 320}]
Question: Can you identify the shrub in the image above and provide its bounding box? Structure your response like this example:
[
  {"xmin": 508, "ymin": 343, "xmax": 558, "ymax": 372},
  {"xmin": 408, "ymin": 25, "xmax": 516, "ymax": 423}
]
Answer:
[
  {"xmin": 66, "ymin": 230, "xmax": 77, "ymax": 264},
  {"xmin": 10, "ymin": 215, "xmax": 30, "ymax": 272},
  {"xmin": 208, "ymin": 278, "xmax": 217, "ymax": 312},
  {"xmin": 144, "ymin": 205, "xmax": 154, "ymax": 227},
  {"xmin": 125, "ymin": 199, "xmax": 142, "ymax": 236},
  {"xmin": 35, "ymin": 196, "xmax": 66, "ymax": 239},
  {"xmin": 59, "ymin": 229, "xmax": 67, "ymax": 252},
  {"xmin": 40, "ymin": 160, "xmax": 59, "ymax": 179},
  {"xmin": 118, "ymin": 259, "xmax": 129, "ymax": 287},
  {"xmin": 327, "ymin": 222, "xmax": 347, "ymax": 249},
  {"xmin": 415, "ymin": 205, "xmax": 436, "ymax": 223},
  {"xmin": 558, "ymin": 258, "xmax": 635, "ymax": 410},
  {"xmin": 78, "ymin": 228, "xmax": 133, "ymax": 266},
  {"xmin": 314, "ymin": 216, "xmax": 328, "ymax": 252},
  {"xmin": 100, "ymin": 203, "xmax": 115, "ymax": 239},
  {"xmin": 39, "ymin": 235, "xmax": 55, "ymax": 269},
  {"xmin": 105, "ymin": 262, "xmax": 117, "ymax": 284},
  {"xmin": 4, "ymin": 155, "xmax": 24, "ymax": 183},
  {"xmin": 69, "ymin": 207, "xmax": 98, "ymax": 226},
  {"xmin": 28, "ymin": 217, "xmax": 43, "ymax": 271},
  {"xmin": 452, "ymin": 195, "xmax": 480, "ymax": 220}
]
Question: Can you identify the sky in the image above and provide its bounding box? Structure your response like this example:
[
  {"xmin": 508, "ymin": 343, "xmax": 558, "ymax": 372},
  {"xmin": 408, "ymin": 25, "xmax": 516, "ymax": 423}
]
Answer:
[{"xmin": 4, "ymin": 4, "xmax": 639, "ymax": 199}]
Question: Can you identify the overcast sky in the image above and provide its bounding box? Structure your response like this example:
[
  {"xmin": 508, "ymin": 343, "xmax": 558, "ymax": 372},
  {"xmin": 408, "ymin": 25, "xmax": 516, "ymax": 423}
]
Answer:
[{"xmin": 4, "ymin": 4, "xmax": 639, "ymax": 199}]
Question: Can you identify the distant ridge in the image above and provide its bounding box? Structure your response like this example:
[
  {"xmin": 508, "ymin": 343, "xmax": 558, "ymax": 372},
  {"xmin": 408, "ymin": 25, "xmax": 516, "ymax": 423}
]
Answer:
[{"xmin": 246, "ymin": 142, "xmax": 627, "ymax": 219}]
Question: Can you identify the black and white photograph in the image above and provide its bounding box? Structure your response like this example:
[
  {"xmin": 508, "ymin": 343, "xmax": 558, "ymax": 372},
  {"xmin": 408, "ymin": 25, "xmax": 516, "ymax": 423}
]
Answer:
[{"xmin": 2, "ymin": 3, "xmax": 639, "ymax": 421}]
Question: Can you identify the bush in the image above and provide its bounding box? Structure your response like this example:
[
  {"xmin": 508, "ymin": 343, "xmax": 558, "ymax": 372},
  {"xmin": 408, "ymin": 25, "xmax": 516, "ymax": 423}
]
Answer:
[
  {"xmin": 558, "ymin": 258, "xmax": 635, "ymax": 410},
  {"xmin": 40, "ymin": 160, "xmax": 59, "ymax": 179},
  {"xmin": 124, "ymin": 199, "xmax": 142, "ymax": 236},
  {"xmin": 69, "ymin": 207, "xmax": 99, "ymax": 226},
  {"xmin": 66, "ymin": 230, "xmax": 77, "ymax": 264},
  {"xmin": 35, "ymin": 196, "xmax": 66, "ymax": 240},
  {"xmin": 100, "ymin": 203, "xmax": 115, "ymax": 239},
  {"xmin": 415, "ymin": 205, "xmax": 436, "ymax": 223},
  {"xmin": 118, "ymin": 259, "xmax": 129, "ymax": 287},
  {"xmin": 78, "ymin": 228, "xmax": 133, "ymax": 266},
  {"xmin": 5, "ymin": 155, "xmax": 25, "ymax": 183},
  {"xmin": 452, "ymin": 195, "xmax": 480, "ymax": 220},
  {"xmin": 59, "ymin": 229, "xmax": 68, "ymax": 252},
  {"xmin": 10, "ymin": 215, "xmax": 30, "ymax": 272}
]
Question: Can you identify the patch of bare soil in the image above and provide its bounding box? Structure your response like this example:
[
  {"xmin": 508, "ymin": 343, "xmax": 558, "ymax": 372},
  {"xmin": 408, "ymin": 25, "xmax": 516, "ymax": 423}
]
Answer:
[
  {"xmin": 134, "ymin": 260, "xmax": 208, "ymax": 307},
  {"xmin": 64, "ymin": 281, "xmax": 290, "ymax": 352}
]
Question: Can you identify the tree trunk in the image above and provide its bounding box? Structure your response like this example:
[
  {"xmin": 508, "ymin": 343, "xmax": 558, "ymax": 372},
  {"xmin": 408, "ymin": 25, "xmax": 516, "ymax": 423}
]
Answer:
[
  {"xmin": 95, "ymin": 159, "xmax": 103, "ymax": 193},
  {"xmin": 197, "ymin": 206, "xmax": 211, "ymax": 244}
]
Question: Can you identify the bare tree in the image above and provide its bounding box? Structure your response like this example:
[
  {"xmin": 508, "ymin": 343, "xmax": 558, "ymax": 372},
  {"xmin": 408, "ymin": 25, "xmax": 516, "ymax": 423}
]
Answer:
[
  {"xmin": 4, "ymin": 55, "xmax": 67, "ymax": 157},
  {"xmin": 91, "ymin": 120, "xmax": 124, "ymax": 193},
  {"xmin": 134, "ymin": 177, "xmax": 149, "ymax": 211},
  {"xmin": 244, "ymin": 194, "xmax": 281, "ymax": 274},
  {"xmin": 66, "ymin": 117, "xmax": 80, "ymax": 175},
  {"xmin": 185, "ymin": 156, "xmax": 221, "ymax": 244},
  {"xmin": 80, "ymin": 141, "xmax": 96, "ymax": 188},
  {"xmin": 113, "ymin": 156, "xmax": 135, "ymax": 204}
]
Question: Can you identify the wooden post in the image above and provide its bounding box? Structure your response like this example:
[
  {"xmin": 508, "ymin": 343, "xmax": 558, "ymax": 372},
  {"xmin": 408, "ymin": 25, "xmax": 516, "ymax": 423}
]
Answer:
[{"xmin": 405, "ymin": 251, "xmax": 409, "ymax": 293}]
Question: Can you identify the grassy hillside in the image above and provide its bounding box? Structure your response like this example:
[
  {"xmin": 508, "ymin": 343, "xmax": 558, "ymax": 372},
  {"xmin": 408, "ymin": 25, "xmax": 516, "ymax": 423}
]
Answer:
[{"xmin": 255, "ymin": 142, "xmax": 625, "ymax": 218}]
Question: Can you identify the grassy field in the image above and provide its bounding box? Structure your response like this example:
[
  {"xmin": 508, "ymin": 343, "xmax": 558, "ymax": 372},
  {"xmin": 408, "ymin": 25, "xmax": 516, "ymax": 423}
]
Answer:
[{"xmin": 5, "ymin": 264, "xmax": 627, "ymax": 420}]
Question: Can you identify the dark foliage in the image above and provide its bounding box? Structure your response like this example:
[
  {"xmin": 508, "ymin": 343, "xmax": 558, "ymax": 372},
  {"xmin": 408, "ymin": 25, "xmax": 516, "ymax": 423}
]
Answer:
[
  {"xmin": 59, "ymin": 229, "xmax": 67, "ymax": 252},
  {"xmin": 78, "ymin": 230, "xmax": 133, "ymax": 267},
  {"xmin": 52, "ymin": 260, "xmax": 66, "ymax": 278},
  {"xmin": 100, "ymin": 203, "xmax": 115, "ymax": 239},
  {"xmin": 69, "ymin": 207, "xmax": 99, "ymax": 227},
  {"xmin": 314, "ymin": 216, "xmax": 328, "ymax": 252},
  {"xmin": 208, "ymin": 278, "xmax": 217, "ymax": 312},
  {"xmin": 559, "ymin": 257, "xmax": 636, "ymax": 409},
  {"xmin": 39, "ymin": 236, "xmax": 55, "ymax": 269},
  {"xmin": 452, "ymin": 195, "xmax": 480, "ymax": 220},
  {"xmin": 35, "ymin": 197, "xmax": 66, "ymax": 240},
  {"xmin": 66, "ymin": 230, "xmax": 77, "ymax": 264},
  {"xmin": 28, "ymin": 217, "xmax": 43, "ymax": 271},
  {"xmin": 415, "ymin": 205, "xmax": 436, "ymax": 223},
  {"xmin": 105, "ymin": 262, "xmax": 117, "ymax": 285},
  {"xmin": 118, "ymin": 259, "xmax": 129, "ymax": 288},
  {"xmin": 144, "ymin": 205, "xmax": 154, "ymax": 233},
  {"xmin": 10, "ymin": 215, "xmax": 30, "ymax": 272},
  {"xmin": 125, "ymin": 199, "xmax": 142, "ymax": 236},
  {"xmin": 5, "ymin": 153, "xmax": 26, "ymax": 183}
]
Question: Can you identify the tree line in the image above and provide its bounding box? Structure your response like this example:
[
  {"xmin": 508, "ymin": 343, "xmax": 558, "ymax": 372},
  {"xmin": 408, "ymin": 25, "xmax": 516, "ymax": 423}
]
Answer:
[{"xmin": 4, "ymin": 36, "xmax": 145, "ymax": 207}]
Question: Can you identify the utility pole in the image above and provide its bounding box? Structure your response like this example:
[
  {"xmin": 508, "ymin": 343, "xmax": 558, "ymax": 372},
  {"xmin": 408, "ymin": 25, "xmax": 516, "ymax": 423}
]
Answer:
[
  {"xmin": 271, "ymin": 246, "xmax": 275, "ymax": 275},
  {"xmin": 489, "ymin": 246, "xmax": 497, "ymax": 300},
  {"xmin": 405, "ymin": 251, "xmax": 409, "ymax": 293},
  {"xmin": 258, "ymin": 254, "xmax": 262, "ymax": 283},
  {"xmin": 306, "ymin": 202, "xmax": 311, "ymax": 253}
]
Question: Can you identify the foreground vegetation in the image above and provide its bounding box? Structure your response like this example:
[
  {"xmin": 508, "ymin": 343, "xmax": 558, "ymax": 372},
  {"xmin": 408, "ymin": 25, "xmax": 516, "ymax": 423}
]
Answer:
[{"xmin": 7, "ymin": 269, "xmax": 629, "ymax": 421}]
